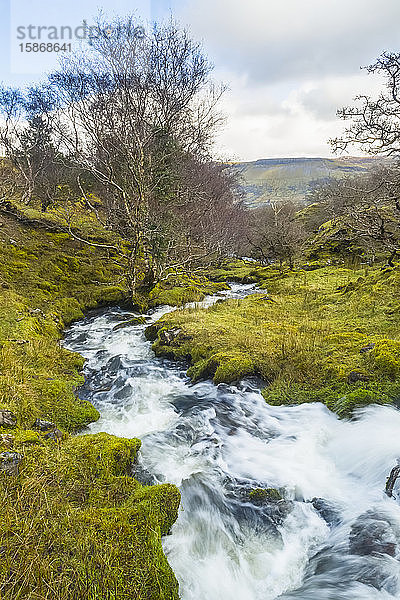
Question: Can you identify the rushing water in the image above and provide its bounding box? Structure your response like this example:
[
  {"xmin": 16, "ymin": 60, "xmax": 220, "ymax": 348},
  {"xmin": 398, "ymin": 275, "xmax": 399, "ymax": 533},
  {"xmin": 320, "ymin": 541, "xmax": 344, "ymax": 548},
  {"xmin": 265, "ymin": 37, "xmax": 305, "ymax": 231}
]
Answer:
[{"xmin": 63, "ymin": 284, "xmax": 400, "ymax": 600}]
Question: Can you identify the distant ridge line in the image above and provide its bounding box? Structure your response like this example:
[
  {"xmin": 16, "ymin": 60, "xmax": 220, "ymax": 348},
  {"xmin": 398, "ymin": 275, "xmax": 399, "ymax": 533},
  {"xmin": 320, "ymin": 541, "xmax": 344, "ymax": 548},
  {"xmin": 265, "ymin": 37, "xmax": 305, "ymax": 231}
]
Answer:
[{"xmin": 230, "ymin": 156, "xmax": 388, "ymax": 207}]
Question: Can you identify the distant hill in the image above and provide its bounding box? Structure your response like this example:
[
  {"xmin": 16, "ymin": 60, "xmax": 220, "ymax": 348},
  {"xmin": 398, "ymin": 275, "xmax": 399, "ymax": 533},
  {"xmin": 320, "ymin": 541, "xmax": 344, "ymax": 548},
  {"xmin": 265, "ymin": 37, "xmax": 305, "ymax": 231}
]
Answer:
[{"xmin": 230, "ymin": 157, "xmax": 387, "ymax": 207}]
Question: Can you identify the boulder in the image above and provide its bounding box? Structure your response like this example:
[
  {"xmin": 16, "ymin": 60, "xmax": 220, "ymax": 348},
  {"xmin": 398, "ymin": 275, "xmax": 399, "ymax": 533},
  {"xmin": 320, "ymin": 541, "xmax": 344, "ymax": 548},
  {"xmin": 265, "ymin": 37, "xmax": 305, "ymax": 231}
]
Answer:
[
  {"xmin": 144, "ymin": 324, "xmax": 159, "ymax": 341},
  {"xmin": 348, "ymin": 371, "xmax": 369, "ymax": 384},
  {"xmin": 0, "ymin": 451, "xmax": 23, "ymax": 475},
  {"xmin": 385, "ymin": 462, "xmax": 400, "ymax": 498},
  {"xmin": 34, "ymin": 419, "xmax": 55, "ymax": 432},
  {"xmin": 311, "ymin": 497, "xmax": 341, "ymax": 527},
  {"xmin": 349, "ymin": 510, "xmax": 397, "ymax": 557},
  {"xmin": 0, "ymin": 410, "xmax": 17, "ymax": 429},
  {"xmin": 249, "ymin": 488, "xmax": 283, "ymax": 504},
  {"xmin": 0, "ymin": 434, "xmax": 14, "ymax": 448},
  {"xmin": 44, "ymin": 428, "xmax": 63, "ymax": 442}
]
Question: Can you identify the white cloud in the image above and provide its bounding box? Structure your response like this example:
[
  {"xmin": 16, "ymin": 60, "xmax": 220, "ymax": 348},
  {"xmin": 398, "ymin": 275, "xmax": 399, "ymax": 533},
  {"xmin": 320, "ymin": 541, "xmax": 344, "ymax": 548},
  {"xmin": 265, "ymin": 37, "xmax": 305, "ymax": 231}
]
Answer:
[{"xmin": 172, "ymin": 0, "xmax": 400, "ymax": 159}]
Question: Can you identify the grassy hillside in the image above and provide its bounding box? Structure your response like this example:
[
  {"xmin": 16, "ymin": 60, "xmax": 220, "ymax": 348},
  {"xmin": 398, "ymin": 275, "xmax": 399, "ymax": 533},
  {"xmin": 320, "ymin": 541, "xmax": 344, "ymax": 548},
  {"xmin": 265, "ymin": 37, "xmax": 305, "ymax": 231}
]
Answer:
[
  {"xmin": 0, "ymin": 205, "xmax": 181, "ymax": 600},
  {"xmin": 231, "ymin": 157, "xmax": 386, "ymax": 207},
  {"xmin": 148, "ymin": 262, "xmax": 400, "ymax": 418}
]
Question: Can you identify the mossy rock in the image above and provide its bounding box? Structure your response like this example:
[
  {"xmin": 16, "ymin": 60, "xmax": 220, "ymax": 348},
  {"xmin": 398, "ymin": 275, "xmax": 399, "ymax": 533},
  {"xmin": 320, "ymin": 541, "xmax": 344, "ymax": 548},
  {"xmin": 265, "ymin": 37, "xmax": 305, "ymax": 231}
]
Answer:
[
  {"xmin": 331, "ymin": 387, "xmax": 392, "ymax": 418},
  {"xmin": 61, "ymin": 432, "xmax": 141, "ymax": 480},
  {"xmin": 0, "ymin": 431, "xmax": 181, "ymax": 599},
  {"xmin": 148, "ymin": 274, "xmax": 229, "ymax": 308},
  {"xmin": 52, "ymin": 297, "xmax": 84, "ymax": 325},
  {"xmin": 249, "ymin": 488, "xmax": 283, "ymax": 504},
  {"xmin": 188, "ymin": 351, "xmax": 254, "ymax": 384}
]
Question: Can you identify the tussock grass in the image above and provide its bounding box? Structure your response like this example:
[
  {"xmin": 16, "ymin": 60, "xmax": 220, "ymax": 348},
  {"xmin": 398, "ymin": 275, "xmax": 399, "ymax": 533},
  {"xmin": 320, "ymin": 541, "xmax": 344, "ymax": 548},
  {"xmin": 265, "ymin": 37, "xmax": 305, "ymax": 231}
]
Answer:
[{"xmin": 151, "ymin": 264, "xmax": 400, "ymax": 416}]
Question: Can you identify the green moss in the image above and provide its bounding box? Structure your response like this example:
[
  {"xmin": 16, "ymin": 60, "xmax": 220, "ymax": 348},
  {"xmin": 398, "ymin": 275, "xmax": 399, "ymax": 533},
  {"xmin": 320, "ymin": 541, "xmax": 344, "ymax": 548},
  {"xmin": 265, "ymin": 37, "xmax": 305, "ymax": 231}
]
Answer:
[
  {"xmin": 0, "ymin": 210, "xmax": 126, "ymax": 432},
  {"xmin": 330, "ymin": 387, "xmax": 390, "ymax": 418},
  {"xmin": 61, "ymin": 432, "xmax": 141, "ymax": 480},
  {"xmin": 205, "ymin": 260, "xmax": 261, "ymax": 283},
  {"xmin": 13, "ymin": 429, "xmax": 42, "ymax": 445},
  {"xmin": 151, "ymin": 264, "xmax": 400, "ymax": 417},
  {"xmin": 148, "ymin": 272, "xmax": 228, "ymax": 308},
  {"xmin": 372, "ymin": 339, "xmax": 400, "ymax": 378},
  {"xmin": 53, "ymin": 297, "xmax": 85, "ymax": 324},
  {"xmin": 0, "ymin": 432, "xmax": 180, "ymax": 599},
  {"xmin": 188, "ymin": 351, "xmax": 254, "ymax": 383},
  {"xmin": 249, "ymin": 488, "xmax": 283, "ymax": 504},
  {"xmin": 0, "ymin": 187, "xmax": 181, "ymax": 600}
]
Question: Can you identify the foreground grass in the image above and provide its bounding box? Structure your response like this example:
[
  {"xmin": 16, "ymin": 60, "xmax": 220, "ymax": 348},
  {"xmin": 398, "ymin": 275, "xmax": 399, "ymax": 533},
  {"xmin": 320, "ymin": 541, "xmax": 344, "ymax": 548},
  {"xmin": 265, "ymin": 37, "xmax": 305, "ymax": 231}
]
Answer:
[
  {"xmin": 149, "ymin": 264, "xmax": 400, "ymax": 417},
  {"xmin": 0, "ymin": 208, "xmax": 181, "ymax": 599},
  {"xmin": 0, "ymin": 433, "xmax": 180, "ymax": 600}
]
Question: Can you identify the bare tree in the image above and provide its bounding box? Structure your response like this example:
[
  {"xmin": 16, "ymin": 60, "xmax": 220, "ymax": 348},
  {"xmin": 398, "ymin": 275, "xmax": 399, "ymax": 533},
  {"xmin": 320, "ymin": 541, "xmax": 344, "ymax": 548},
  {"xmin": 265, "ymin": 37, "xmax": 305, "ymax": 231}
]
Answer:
[
  {"xmin": 39, "ymin": 17, "xmax": 226, "ymax": 292},
  {"xmin": 331, "ymin": 52, "xmax": 400, "ymax": 157},
  {"xmin": 246, "ymin": 200, "xmax": 305, "ymax": 269},
  {"xmin": 308, "ymin": 165, "xmax": 400, "ymax": 265},
  {"xmin": 0, "ymin": 86, "xmax": 68, "ymax": 209},
  {"xmin": 0, "ymin": 16, "xmax": 246, "ymax": 295}
]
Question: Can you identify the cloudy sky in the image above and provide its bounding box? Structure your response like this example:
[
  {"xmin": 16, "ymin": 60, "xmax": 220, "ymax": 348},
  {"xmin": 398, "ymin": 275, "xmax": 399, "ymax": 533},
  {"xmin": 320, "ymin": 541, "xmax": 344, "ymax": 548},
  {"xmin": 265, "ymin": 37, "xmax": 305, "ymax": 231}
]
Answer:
[{"xmin": 1, "ymin": 0, "xmax": 400, "ymax": 160}]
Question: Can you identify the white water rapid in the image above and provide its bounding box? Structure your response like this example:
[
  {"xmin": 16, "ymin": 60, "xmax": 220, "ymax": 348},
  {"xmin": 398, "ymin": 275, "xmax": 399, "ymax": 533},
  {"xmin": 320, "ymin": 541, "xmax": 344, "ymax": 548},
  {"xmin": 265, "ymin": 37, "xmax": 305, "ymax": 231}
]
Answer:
[{"xmin": 63, "ymin": 284, "xmax": 400, "ymax": 600}]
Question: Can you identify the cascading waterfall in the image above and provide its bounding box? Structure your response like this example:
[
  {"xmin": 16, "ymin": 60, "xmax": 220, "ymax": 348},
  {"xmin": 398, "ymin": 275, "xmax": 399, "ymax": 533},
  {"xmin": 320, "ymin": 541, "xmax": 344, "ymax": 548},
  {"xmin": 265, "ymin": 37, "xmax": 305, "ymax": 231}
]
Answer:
[{"xmin": 63, "ymin": 284, "xmax": 400, "ymax": 600}]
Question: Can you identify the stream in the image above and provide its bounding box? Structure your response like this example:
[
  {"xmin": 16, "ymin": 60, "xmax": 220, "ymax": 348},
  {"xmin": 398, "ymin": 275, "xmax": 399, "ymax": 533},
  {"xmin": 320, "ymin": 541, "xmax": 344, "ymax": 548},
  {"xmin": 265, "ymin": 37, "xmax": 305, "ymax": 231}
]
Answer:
[{"xmin": 63, "ymin": 283, "xmax": 400, "ymax": 600}]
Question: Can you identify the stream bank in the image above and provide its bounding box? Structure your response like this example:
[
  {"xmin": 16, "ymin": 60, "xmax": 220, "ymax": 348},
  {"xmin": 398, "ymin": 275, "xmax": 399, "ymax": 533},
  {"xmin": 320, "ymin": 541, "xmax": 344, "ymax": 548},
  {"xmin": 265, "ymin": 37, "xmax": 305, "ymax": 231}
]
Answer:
[{"xmin": 63, "ymin": 283, "xmax": 400, "ymax": 600}]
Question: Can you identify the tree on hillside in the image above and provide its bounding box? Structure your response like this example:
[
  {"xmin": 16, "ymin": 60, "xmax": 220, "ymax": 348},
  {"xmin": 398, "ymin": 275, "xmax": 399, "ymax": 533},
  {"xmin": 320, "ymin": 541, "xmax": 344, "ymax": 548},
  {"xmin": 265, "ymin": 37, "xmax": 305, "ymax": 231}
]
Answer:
[
  {"xmin": 0, "ymin": 86, "xmax": 66, "ymax": 209},
  {"xmin": 46, "ymin": 18, "xmax": 228, "ymax": 292},
  {"xmin": 322, "ymin": 51, "xmax": 400, "ymax": 265},
  {"xmin": 308, "ymin": 165, "xmax": 400, "ymax": 265},
  {"xmin": 246, "ymin": 200, "xmax": 305, "ymax": 269},
  {"xmin": 0, "ymin": 17, "xmax": 244, "ymax": 294}
]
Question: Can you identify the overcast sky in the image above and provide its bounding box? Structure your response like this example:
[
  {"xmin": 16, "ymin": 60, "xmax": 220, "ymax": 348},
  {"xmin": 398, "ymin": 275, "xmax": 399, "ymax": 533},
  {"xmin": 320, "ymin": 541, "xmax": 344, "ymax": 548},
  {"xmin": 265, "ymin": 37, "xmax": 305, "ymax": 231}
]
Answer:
[{"xmin": 1, "ymin": 0, "xmax": 400, "ymax": 160}]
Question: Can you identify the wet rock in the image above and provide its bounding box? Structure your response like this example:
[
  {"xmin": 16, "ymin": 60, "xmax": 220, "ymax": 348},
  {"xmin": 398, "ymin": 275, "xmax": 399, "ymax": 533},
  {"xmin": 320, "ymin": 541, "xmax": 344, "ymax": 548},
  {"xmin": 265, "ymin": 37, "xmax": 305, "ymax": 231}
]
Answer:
[
  {"xmin": 159, "ymin": 328, "xmax": 182, "ymax": 345},
  {"xmin": 131, "ymin": 463, "xmax": 157, "ymax": 486},
  {"xmin": 0, "ymin": 410, "xmax": 17, "ymax": 429},
  {"xmin": 222, "ymin": 482, "xmax": 291, "ymax": 527},
  {"xmin": 385, "ymin": 462, "xmax": 400, "ymax": 498},
  {"xmin": 114, "ymin": 384, "xmax": 133, "ymax": 400},
  {"xmin": 105, "ymin": 356, "xmax": 124, "ymax": 375},
  {"xmin": 44, "ymin": 428, "xmax": 63, "ymax": 442},
  {"xmin": 93, "ymin": 385, "xmax": 112, "ymax": 394},
  {"xmin": 348, "ymin": 371, "xmax": 369, "ymax": 384},
  {"xmin": 311, "ymin": 497, "xmax": 341, "ymax": 527},
  {"xmin": 349, "ymin": 510, "xmax": 398, "ymax": 557},
  {"xmin": 247, "ymin": 487, "xmax": 291, "ymax": 524},
  {"xmin": 360, "ymin": 342, "xmax": 375, "ymax": 353},
  {"xmin": 0, "ymin": 434, "xmax": 14, "ymax": 448},
  {"xmin": 34, "ymin": 419, "xmax": 55, "ymax": 432},
  {"xmin": 0, "ymin": 452, "xmax": 23, "ymax": 474},
  {"xmin": 144, "ymin": 323, "xmax": 160, "ymax": 341}
]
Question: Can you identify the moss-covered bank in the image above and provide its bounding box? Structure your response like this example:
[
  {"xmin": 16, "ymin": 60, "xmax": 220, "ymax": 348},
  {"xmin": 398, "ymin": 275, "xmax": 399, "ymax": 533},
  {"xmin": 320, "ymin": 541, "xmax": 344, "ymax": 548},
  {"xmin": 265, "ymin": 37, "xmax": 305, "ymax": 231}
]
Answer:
[
  {"xmin": 0, "ymin": 210, "xmax": 126, "ymax": 430},
  {"xmin": 148, "ymin": 263, "xmax": 400, "ymax": 417},
  {"xmin": 0, "ymin": 432, "xmax": 180, "ymax": 599},
  {"xmin": 0, "ymin": 208, "xmax": 181, "ymax": 599}
]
